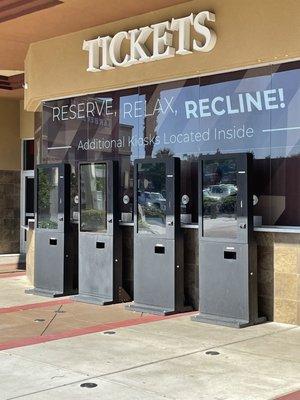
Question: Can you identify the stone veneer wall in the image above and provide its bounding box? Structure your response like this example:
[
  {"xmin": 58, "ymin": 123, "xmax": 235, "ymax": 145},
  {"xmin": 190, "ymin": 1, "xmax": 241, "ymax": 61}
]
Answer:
[
  {"xmin": 256, "ymin": 232, "xmax": 300, "ymax": 325},
  {"xmin": 256, "ymin": 232, "xmax": 275, "ymax": 321},
  {"xmin": 0, "ymin": 171, "xmax": 20, "ymax": 254}
]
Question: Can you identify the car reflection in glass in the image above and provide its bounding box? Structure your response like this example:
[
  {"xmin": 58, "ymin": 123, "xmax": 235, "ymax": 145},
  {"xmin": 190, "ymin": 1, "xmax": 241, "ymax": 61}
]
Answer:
[
  {"xmin": 138, "ymin": 191, "xmax": 167, "ymax": 211},
  {"xmin": 203, "ymin": 184, "xmax": 237, "ymax": 201}
]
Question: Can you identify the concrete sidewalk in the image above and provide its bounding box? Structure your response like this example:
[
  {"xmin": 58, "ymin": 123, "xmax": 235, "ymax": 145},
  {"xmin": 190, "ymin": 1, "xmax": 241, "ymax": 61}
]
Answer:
[{"xmin": 0, "ymin": 276, "xmax": 299, "ymax": 400}]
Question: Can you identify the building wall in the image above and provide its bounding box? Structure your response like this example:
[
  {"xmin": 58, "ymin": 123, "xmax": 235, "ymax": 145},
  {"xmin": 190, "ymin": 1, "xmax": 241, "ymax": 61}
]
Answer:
[
  {"xmin": 24, "ymin": 0, "xmax": 300, "ymax": 111},
  {"xmin": 20, "ymin": 100, "xmax": 35, "ymax": 139},
  {"xmin": 0, "ymin": 99, "xmax": 20, "ymax": 254},
  {"xmin": 0, "ymin": 99, "xmax": 20, "ymax": 171},
  {"xmin": 23, "ymin": 0, "xmax": 300, "ymax": 324},
  {"xmin": 0, "ymin": 171, "xmax": 20, "ymax": 254},
  {"xmin": 0, "ymin": 99, "xmax": 34, "ymax": 255}
]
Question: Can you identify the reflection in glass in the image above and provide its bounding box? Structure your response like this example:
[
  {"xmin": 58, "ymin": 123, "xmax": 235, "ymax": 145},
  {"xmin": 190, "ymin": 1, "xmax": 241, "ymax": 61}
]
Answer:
[
  {"xmin": 41, "ymin": 62, "xmax": 300, "ymax": 228},
  {"xmin": 37, "ymin": 167, "xmax": 59, "ymax": 229},
  {"xmin": 269, "ymin": 67, "xmax": 300, "ymax": 225},
  {"xmin": 203, "ymin": 158, "xmax": 238, "ymax": 238},
  {"xmin": 138, "ymin": 80, "xmax": 200, "ymax": 159},
  {"xmin": 70, "ymin": 167, "xmax": 78, "ymax": 222},
  {"xmin": 23, "ymin": 140, "xmax": 34, "ymax": 170},
  {"xmin": 80, "ymin": 164, "xmax": 107, "ymax": 232},
  {"xmin": 180, "ymin": 159, "xmax": 198, "ymax": 222},
  {"xmin": 137, "ymin": 163, "xmax": 166, "ymax": 234}
]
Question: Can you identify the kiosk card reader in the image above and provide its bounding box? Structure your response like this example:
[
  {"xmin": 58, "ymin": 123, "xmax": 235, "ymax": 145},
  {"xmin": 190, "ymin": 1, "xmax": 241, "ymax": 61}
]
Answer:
[
  {"xmin": 192, "ymin": 153, "xmax": 265, "ymax": 328},
  {"xmin": 127, "ymin": 157, "xmax": 186, "ymax": 315},
  {"xmin": 74, "ymin": 161, "xmax": 122, "ymax": 305},
  {"xmin": 33, "ymin": 163, "xmax": 77, "ymax": 297}
]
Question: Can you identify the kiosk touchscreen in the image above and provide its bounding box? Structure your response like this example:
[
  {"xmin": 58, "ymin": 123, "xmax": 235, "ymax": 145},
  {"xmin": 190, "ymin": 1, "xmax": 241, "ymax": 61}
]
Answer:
[
  {"xmin": 33, "ymin": 163, "xmax": 77, "ymax": 297},
  {"xmin": 127, "ymin": 157, "xmax": 186, "ymax": 315},
  {"xmin": 192, "ymin": 153, "xmax": 265, "ymax": 328},
  {"xmin": 74, "ymin": 161, "xmax": 122, "ymax": 305}
]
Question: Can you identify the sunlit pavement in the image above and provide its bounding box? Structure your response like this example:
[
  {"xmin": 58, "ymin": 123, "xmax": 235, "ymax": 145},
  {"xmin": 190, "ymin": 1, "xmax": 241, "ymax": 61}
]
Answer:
[{"xmin": 0, "ymin": 274, "xmax": 299, "ymax": 400}]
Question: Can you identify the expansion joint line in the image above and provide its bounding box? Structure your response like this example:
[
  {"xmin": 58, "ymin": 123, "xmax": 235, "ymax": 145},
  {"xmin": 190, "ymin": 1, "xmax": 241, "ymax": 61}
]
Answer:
[{"xmin": 40, "ymin": 305, "xmax": 63, "ymax": 336}]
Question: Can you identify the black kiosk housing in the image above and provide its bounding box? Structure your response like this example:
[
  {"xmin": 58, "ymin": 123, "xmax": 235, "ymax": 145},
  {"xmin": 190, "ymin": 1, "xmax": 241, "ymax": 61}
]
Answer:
[
  {"xmin": 192, "ymin": 153, "xmax": 265, "ymax": 328},
  {"xmin": 127, "ymin": 157, "xmax": 186, "ymax": 315},
  {"xmin": 74, "ymin": 161, "xmax": 122, "ymax": 305},
  {"xmin": 33, "ymin": 163, "xmax": 78, "ymax": 297}
]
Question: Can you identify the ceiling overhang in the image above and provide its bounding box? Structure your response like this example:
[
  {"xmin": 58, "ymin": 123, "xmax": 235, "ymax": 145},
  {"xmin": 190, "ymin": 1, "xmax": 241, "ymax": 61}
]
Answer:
[
  {"xmin": 0, "ymin": 0, "xmax": 187, "ymax": 99},
  {"xmin": 0, "ymin": 73, "xmax": 24, "ymax": 90},
  {"xmin": 0, "ymin": 0, "xmax": 63, "ymax": 24}
]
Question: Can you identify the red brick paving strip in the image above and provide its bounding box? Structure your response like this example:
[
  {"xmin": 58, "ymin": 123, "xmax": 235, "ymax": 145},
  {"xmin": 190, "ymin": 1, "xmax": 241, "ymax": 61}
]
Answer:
[
  {"xmin": 0, "ymin": 311, "xmax": 197, "ymax": 351},
  {"xmin": 0, "ymin": 271, "xmax": 26, "ymax": 279},
  {"xmin": 0, "ymin": 263, "xmax": 25, "ymax": 273},
  {"xmin": 274, "ymin": 390, "xmax": 300, "ymax": 400},
  {"xmin": 0, "ymin": 298, "xmax": 73, "ymax": 314}
]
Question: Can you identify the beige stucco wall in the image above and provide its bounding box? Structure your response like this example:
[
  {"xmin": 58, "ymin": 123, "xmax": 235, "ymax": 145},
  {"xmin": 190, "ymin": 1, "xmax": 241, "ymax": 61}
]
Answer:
[
  {"xmin": 0, "ymin": 98, "xmax": 20, "ymax": 170},
  {"xmin": 20, "ymin": 100, "xmax": 34, "ymax": 139},
  {"xmin": 24, "ymin": 0, "xmax": 300, "ymax": 111},
  {"xmin": 0, "ymin": 99, "xmax": 33, "ymax": 168}
]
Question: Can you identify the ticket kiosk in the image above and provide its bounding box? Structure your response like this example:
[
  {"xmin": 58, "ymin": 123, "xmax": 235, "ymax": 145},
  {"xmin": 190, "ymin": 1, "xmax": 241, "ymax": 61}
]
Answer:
[
  {"xmin": 33, "ymin": 163, "xmax": 77, "ymax": 297},
  {"xmin": 192, "ymin": 153, "xmax": 264, "ymax": 327},
  {"xmin": 74, "ymin": 161, "xmax": 122, "ymax": 305},
  {"xmin": 128, "ymin": 157, "xmax": 186, "ymax": 315}
]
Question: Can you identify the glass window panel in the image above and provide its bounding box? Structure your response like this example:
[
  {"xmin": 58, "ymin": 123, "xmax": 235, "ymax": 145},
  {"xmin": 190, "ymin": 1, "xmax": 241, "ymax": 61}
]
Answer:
[
  {"xmin": 198, "ymin": 70, "xmax": 272, "ymax": 159},
  {"xmin": 23, "ymin": 140, "xmax": 34, "ymax": 170},
  {"xmin": 202, "ymin": 158, "xmax": 238, "ymax": 238},
  {"xmin": 198, "ymin": 71, "xmax": 272, "ymax": 226},
  {"xmin": 138, "ymin": 79, "xmax": 200, "ymax": 159},
  {"xmin": 180, "ymin": 160, "xmax": 198, "ymax": 223},
  {"xmin": 270, "ymin": 66, "xmax": 300, "ymax": 225},
  {"xmin": 80, "ymin": 164, "xmax": 107, "ymax": 232},
  {"xmin": 43, "ymin": 99, "xmax": 88, "ymax": 164},
  {"xmin": 37, "ymin": 166, "xmax": 59, "ymax": 229},
  {"xmin": 87, "ymin": 93, "xmax": 117, "ymax": 161},
  {"xmin": 118, "ymin": 89, "xmax": 140, "ymax": 220},
  {"xmin": 70, "ymin": 166, "xmax": 78, "ymax": 223},
  {"xmin": 137, "ymin": 162, "xmax": 166, "ymax": 234},
  {"xmin": 25, "ymin": 177, "xmax": 34, "ymax": 215},
  {"xmin": 41, "ymin": 62, "xmax": 300, "ymax": 228}
]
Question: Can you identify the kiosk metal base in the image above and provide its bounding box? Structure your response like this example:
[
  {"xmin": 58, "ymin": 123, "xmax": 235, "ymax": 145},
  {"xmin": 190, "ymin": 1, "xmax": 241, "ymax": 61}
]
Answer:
[
  {"xmin": 191, "ymin": 312, "xmax": 266, "ymax": 328},
  {"xmin": 72, "ymin": 294, "xmax": 115, "ymax": 306},
  {"xmin": 126, "ymin": 302, "xmax": 191, "ymax": 316},
  {"xmin": 25, "ymin": 288, "xmax": 67, "ymax": 298}
]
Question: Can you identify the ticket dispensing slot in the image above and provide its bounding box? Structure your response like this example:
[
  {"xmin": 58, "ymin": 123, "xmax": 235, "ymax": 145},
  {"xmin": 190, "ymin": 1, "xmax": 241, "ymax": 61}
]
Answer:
[
  {"xmin": 224, "ymin": 251, "xmax": 236, "ymax": 260},
  {"xmin": 155, "ymin": 245, "xmax": 165, "ymax": 254}
]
